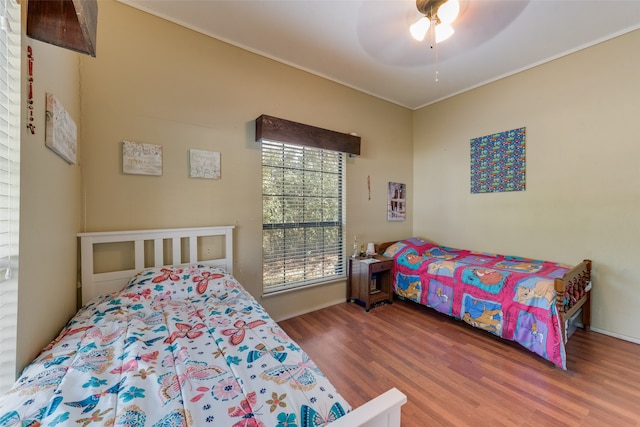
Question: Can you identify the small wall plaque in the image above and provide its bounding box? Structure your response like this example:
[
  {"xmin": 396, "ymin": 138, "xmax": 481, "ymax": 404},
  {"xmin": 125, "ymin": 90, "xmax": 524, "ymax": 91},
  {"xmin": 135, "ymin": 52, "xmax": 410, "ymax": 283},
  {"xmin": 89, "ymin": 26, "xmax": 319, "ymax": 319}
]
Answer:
[
  {"xmin": 189, "ymin": 149, "xmax": 220, "ymax": 179},
  {"xmin": 45, "ymin": 93, "xmax": 77, "ymax": 164},
  {"xmin": 122, "ymin": 140, "xmax": 163, "ymax": 176}
]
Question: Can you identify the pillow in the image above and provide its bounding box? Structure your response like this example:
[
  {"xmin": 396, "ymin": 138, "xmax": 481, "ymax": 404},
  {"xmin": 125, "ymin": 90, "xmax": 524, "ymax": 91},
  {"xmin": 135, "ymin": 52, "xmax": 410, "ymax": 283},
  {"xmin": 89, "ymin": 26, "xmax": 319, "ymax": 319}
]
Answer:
[
  {"xmin": 383, "ymin": 238, "xmax": 437, "ymax": 258},
  {"xmin": 383, "ymin": 241, "xmax": 408, "ymax": 258},
  {"xmin": 124, "ymin": 264, "xmax": 230, "ymax": 299},
  {"xmin": 405, "ymin": 237, "xmax": 430, "ymax": 247}
]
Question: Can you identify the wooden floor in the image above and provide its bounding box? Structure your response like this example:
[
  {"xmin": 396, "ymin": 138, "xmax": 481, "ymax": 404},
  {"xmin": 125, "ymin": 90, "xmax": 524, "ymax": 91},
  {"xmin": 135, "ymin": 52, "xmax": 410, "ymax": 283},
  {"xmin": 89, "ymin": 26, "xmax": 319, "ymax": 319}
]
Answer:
[{"xmin": 278, "ymin": 299, "xmax": 640, "ymax": 426}]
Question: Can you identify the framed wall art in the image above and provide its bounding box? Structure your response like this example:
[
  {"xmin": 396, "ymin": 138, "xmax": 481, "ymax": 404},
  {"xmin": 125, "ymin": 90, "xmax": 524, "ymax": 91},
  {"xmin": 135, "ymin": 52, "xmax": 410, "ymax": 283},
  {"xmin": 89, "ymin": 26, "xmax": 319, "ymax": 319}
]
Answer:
[
  {"xmin": 189, "ymin": 149, "xmax": 221, "ymax": 179},
  {"xmin": 45, "ymin": 93, "xmax": 77, "ymax": 164},
  {"xmin": 470, "ymin": 127, "xmax": 526, "ymax": 193},
  {"xmin": 122, "ymin": 140, "xmax": 163, "ymax": 176},
  {"xmin": 387, "ymin": 182, "xmax": 406, "ymax": 221}
]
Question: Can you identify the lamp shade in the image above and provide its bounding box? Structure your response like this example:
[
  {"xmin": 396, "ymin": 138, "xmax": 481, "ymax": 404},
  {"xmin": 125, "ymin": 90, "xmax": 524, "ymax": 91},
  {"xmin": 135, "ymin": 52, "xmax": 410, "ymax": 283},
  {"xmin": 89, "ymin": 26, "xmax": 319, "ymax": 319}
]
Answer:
[
  {"xmin": 436, "ymin": 23, "xmax": 455, "ymax": 43},
  {"xmin": 437, "ymin": 0, "xmax": 460, "ymax": 24},
  {"xmin": 409, "ymin": 16, "xmax": 430, "ymax": 41}
]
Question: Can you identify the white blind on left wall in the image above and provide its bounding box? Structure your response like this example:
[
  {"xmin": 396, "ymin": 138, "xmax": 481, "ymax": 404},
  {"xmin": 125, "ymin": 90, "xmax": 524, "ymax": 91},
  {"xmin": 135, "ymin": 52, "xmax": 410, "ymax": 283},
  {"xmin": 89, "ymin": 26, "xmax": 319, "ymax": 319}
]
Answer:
[{"xmin": 0, "ymin": 0, "xmax": 20, "ymax": 394}]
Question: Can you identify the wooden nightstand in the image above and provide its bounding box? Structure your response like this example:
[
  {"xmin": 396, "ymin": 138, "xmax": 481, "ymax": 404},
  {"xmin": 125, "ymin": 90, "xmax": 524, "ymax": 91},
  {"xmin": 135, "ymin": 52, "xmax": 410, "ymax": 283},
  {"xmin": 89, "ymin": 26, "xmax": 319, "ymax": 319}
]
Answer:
[{"xmin": 347, "ymin": 255, "xmax": 394, "ymax": 311}]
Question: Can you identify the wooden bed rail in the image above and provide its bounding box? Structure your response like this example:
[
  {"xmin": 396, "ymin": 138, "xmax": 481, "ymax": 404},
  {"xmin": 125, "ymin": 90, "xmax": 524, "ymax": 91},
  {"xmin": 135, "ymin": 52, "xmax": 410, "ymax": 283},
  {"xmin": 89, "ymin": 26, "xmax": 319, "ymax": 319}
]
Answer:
[{"xmin": 555, "ymin": 259, "xmax": 592, "ymax": 343}]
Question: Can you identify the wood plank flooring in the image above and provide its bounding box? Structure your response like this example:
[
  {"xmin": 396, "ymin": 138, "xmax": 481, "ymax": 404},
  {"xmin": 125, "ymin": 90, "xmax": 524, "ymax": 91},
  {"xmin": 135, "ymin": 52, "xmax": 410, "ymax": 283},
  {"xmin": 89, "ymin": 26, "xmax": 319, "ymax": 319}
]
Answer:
[{"xmin": 278, "ymin": 299, "xmax": 640, "ymax": 426}]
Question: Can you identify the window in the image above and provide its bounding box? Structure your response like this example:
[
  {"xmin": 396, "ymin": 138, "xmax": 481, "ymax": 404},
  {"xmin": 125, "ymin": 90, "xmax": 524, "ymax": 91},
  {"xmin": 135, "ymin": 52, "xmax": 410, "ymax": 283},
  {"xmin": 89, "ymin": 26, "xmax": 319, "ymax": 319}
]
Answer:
[
  {"xmin": 0, "ymin": 0, "xmax": 20, "ymax": 393},
  {"xmin": 262, "ymin": 140, "xmax": 345, "ymax": 294}
]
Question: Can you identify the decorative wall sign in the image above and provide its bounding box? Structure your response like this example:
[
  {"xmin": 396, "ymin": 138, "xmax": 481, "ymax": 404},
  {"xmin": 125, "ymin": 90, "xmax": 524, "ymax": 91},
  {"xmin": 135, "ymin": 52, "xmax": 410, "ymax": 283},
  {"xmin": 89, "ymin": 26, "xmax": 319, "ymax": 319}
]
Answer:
[
  {"xmin": 45, "ymin": 93, "xmax": 77, "ymax": 164},
  {"xmin": 189, "ymin": 149, "xmax": 221, "ymax": 179},
  {"xmin": 470, "ymin": 127, "xmax": 526, "ymax": 193},
  {"xmin": 387, "ymin": 182, "xmax": 406, "ymax": 221},
  {"xmin": 122, "ymin": 140, "xmax": 163, "ymax": 176},
  {"xmin": 27, "ymin": 46, "xmax": 35, "ymax": 134}
]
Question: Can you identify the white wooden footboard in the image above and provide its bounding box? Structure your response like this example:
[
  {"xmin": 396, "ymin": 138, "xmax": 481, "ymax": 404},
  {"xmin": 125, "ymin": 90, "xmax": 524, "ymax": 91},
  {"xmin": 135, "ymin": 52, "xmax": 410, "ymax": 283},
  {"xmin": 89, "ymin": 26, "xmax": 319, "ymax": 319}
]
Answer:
[{"xmin": 330, "ymin": 388, "xmax": 406, "ymax": 427}]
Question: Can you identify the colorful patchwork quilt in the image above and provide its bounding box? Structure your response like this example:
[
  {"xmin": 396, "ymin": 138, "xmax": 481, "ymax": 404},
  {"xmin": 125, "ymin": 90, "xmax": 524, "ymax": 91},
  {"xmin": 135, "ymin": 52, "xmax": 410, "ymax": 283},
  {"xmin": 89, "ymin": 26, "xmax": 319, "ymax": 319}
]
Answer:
[
  {"xmin": 384, "ymin": 238, "xmax": 571, "ymax": 369},
  {"xmin": 0, "ymin": 265, "xmax": 351, "ymax": 426}
]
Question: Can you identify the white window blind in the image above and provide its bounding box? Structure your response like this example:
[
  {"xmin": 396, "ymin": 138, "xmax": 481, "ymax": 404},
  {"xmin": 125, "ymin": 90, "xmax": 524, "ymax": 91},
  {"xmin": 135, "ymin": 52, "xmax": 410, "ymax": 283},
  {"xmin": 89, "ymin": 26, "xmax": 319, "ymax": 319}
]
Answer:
[
  {"xmin": 262, "ymin": 140, "xmax": 345, "ymax": 294},
  {"xmin": 0, "ymin": 0, "xmax": 20, "ymax": 394}
]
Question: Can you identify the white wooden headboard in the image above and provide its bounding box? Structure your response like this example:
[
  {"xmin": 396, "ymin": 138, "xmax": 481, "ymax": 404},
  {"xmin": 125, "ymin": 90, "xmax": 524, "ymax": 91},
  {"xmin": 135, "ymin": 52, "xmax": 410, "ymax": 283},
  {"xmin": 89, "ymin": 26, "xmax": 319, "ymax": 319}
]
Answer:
[{"xmin": 78, "ymin": 226, "xmax": 234, "ymax": 305}]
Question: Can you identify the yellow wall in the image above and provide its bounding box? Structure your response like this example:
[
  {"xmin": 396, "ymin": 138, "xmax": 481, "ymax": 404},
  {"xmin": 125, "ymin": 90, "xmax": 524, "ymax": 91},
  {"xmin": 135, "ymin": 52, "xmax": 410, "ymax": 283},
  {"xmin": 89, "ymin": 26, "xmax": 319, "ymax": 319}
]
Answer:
[
  {"xmin": 78, "ymin": 1, "xmax": 413, "ymax": 321},
  {"xmin": 413, "ymin": 29, "xmax": 640, "ymax": 342},
  {"xmin": 17, "ymin": 0, "xmax": 639, "ymax": 376},
  {"xmin": 18, "ymin": 2, "xmax": 82, "ymax": 372}
]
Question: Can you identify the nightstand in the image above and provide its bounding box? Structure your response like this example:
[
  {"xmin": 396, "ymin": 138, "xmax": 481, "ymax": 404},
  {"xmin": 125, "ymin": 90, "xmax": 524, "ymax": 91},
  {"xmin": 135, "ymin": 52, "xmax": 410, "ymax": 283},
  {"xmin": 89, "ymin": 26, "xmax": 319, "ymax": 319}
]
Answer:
[{"xmin": 347, "ymin": 255, "xmax": 394, "ymax": 311}]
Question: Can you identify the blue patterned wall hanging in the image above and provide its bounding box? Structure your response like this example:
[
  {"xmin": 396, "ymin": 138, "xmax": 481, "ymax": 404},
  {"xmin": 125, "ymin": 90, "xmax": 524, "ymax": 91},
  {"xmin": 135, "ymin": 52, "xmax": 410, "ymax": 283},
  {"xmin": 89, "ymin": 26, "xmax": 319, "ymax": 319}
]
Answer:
[{"xmin": 470, "ymin": 127, "xmax": 525, "ymax": 193}]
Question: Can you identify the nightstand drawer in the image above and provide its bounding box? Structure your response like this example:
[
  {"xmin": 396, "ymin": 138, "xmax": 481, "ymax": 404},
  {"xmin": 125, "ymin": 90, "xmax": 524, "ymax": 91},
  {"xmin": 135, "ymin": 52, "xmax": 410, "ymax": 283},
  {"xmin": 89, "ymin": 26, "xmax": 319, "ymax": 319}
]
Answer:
[{"xmin": 370, "ymin": 260, "xmax": 392, "ymax": 273}]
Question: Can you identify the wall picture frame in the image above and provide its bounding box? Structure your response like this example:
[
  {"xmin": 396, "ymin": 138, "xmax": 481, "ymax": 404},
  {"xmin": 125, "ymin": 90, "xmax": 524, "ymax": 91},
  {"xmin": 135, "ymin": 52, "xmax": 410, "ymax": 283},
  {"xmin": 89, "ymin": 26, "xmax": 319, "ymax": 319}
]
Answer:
[
  {"xmin": 387, "ymin": 182, "xmax": 406, "ymax": 221},
  {"xmin": 470, "ymin": 127, "xmax": 526, "ymax": 193},
  {"xmin": 122, "ymin": 140, "xmax": 163, "ymax": 176},
  {"xmin": 189, "ymin": 149, "xmax": 221, "ymax": 179},
  {"xmin": 45, "ymin": 93, "xmax": 77, "ymax": 164}
]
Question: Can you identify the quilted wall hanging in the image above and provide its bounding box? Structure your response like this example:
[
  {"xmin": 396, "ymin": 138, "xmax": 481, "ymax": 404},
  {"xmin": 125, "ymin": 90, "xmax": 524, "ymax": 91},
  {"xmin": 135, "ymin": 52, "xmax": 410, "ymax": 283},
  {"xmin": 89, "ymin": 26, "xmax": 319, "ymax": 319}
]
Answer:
[{"xmin": 470, "ymin": 127, "xmax": 525, "ymax": 193}]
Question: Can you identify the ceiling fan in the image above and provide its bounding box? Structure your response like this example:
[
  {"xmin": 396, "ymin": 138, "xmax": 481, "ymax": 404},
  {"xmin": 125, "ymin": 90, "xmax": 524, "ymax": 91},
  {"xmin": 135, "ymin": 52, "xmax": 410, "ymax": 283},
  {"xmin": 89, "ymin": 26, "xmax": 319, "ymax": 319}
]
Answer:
[{"xmin": 409, "ymin": 0, "xmax": 461, "ymax": 44}]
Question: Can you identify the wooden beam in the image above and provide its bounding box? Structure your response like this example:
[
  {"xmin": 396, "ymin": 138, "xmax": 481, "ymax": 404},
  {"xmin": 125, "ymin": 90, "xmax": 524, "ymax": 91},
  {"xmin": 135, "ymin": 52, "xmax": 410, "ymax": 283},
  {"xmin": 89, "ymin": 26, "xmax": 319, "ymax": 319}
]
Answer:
[
  {"xmin": 255, "ymin": 114, "xmax": 361, "ymax": 156},
  {"xmin": 27, "ymin": 0, "xmax": 98, "ymax": 57}
]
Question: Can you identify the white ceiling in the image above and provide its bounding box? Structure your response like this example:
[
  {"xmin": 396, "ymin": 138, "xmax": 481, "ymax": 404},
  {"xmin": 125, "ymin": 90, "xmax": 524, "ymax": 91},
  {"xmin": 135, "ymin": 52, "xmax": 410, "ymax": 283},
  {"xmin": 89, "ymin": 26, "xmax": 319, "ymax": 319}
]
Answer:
[{"xmin": 118, "ymin": 0, "xmax": 640, "ymax": 110}]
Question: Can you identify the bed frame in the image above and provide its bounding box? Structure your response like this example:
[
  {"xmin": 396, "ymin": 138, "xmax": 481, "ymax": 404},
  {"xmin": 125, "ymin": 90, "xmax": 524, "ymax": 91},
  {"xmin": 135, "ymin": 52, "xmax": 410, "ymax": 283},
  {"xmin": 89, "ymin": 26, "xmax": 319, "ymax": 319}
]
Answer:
[
  {"xmin": 555, "ymin": 259, "xmax": 592, "ymax": 343},
  {"xmin": 78, "ymin": 226, "xmax": 407, "ymax": 427},
  {"xmin": 78, "ymin": 226, "xmax": 235, "ymax": 305},
  {"xmin": 378, "ymin": 241, "xmax": 592, "ymax": 344}
]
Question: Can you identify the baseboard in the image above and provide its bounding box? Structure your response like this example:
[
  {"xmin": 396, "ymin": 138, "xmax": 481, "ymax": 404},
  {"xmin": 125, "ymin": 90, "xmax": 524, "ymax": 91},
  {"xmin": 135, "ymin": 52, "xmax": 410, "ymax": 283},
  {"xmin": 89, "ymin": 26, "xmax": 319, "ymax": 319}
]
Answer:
[
  {"xmin": 274, "ymin": 298, "xmax": 346, "ymax": 322},
  {"xmin": 589, "ymin": 327, "xmax": 640, "ymax": 345}
]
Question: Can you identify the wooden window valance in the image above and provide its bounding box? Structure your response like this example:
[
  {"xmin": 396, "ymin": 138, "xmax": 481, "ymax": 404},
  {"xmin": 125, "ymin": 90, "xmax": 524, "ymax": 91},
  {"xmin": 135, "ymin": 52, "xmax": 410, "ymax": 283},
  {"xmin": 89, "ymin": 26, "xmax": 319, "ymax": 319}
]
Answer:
[
  {"xmin": 255, "ymin": 114, "xmax": 361, "ymax": 156},
  {"xmin": 27, "ymin": 0, "xmax": 98, "ymax": 57}
]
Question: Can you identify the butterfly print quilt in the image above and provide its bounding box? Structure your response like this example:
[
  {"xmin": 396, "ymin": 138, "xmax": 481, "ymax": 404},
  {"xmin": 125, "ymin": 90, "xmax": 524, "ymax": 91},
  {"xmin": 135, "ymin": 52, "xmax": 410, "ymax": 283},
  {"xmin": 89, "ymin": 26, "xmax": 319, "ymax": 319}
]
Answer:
[
  {"xmin": 384, "ymin": 238, "xmax": 571, "ymax": 369},
  {"xmin": 0, "ymin": 265, "xmax": 351, "ymax": 426}
]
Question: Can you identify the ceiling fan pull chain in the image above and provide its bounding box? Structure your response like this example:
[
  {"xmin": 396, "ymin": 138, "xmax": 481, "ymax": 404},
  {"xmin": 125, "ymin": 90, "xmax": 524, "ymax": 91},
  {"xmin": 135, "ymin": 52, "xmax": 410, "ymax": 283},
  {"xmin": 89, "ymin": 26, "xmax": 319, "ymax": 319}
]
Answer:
[
  {"xmin": 435, "ymin": 21, "xmax": 439, "ymax": 82},
  {"xmin": 427, "ymin": 14, "xmax": 439, "ymax": 82}
]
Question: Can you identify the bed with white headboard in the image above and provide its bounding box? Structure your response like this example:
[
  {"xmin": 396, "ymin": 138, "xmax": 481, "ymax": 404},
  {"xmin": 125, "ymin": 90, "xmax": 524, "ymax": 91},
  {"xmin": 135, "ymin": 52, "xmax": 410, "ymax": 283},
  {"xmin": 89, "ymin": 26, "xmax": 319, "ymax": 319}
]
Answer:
[
  {"xmin": 0, "ymin": 226, "xmax": 405, "ymax": 427},
  {"xmin": 78, "ymin": 226, "xmax": 235, "ymax": 305}
]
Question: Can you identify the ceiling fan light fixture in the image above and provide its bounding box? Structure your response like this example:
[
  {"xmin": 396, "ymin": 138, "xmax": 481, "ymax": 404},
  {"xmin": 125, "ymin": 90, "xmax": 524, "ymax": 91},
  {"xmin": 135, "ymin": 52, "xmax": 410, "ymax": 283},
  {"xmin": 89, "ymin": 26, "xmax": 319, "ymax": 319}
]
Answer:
[
  {"xmin": 410, "ymin": 16, "xmax": 431, "ymax": 41},
  {"xmin": 411, "ymin": 0, "xmax": 460, "ymax": 82},
  {"xmin": 412, "ymin": 0, "xmax": 459, "ymax": 44},
  {"xmin": 436, "ymin": 23, "xmax": 455, "ymax": 43},
  {"xmin": 437, "ymin": 0, "xmax": 460, "ymax": 25}
]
